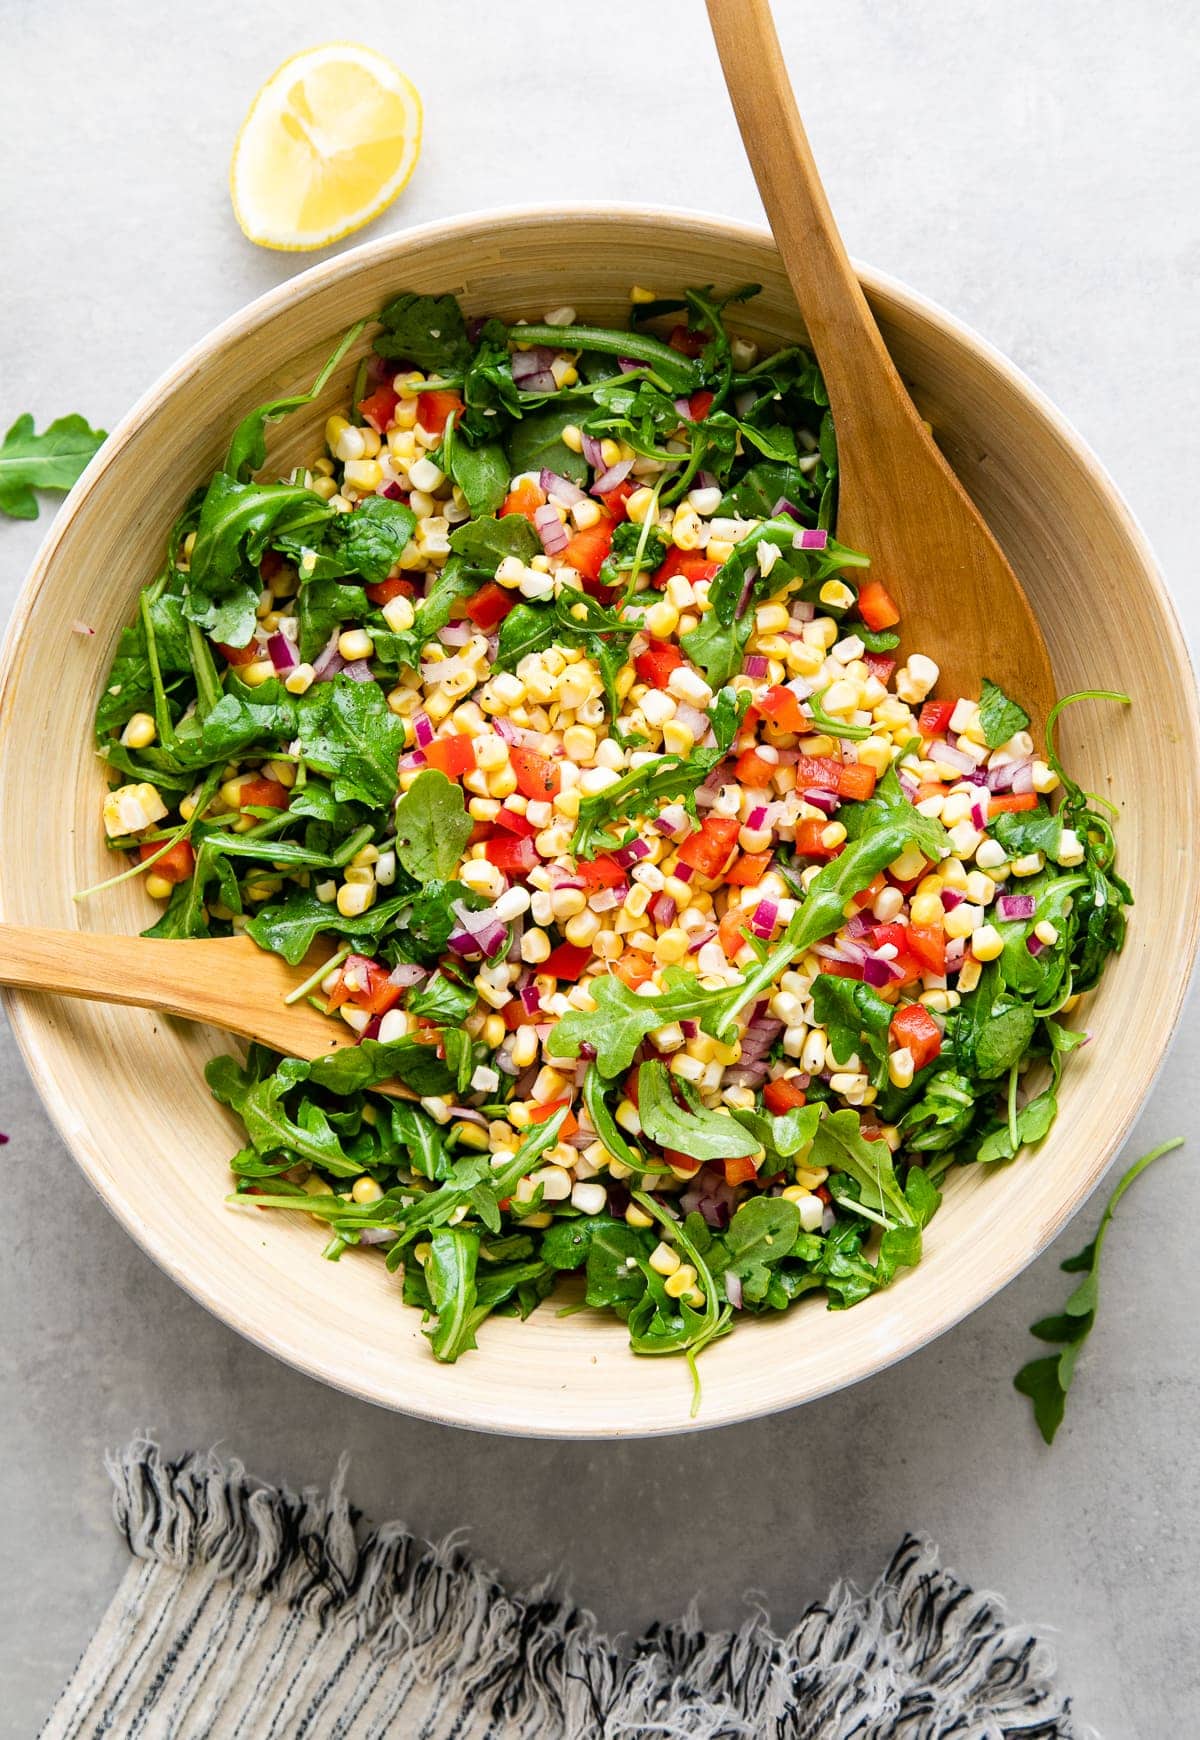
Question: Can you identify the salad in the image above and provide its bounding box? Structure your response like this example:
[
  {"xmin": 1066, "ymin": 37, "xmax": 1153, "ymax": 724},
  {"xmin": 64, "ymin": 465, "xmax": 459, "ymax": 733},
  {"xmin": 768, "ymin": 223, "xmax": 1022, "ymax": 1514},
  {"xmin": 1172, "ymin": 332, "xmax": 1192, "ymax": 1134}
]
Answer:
[{"xmin": 93, "ymin": 284, "xmax": 1130, "ymax": 1394}]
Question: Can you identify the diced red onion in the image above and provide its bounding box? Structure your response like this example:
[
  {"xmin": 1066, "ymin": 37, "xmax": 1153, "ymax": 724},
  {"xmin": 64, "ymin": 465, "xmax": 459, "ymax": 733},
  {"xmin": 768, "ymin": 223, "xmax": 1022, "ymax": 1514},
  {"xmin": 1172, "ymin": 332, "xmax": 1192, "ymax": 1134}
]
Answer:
[
  {"xmin": 589, "ymin": 886, "xmax": 625, "ymax": 912},
  {"xmin": 945, "ymin": 936, "xmax": 967, "ymax": 971},
  {"xmin": 397, "ymin": 749, "xmax": 428, "ymax": 772},
  {"xmin": 511, "ymin": 346, "xmax": 558, "ymax": 392},
  {"xmin": 786, "ymin": 675, "xmax": 814, "ymax": 700},
  {"xmin": 267, "ymin": 631, "xmax": 298, "ymax": 673},
  {"xmin": 687, "ymin": 926, "xmax": 717, "ymax": 953},
  {"xmin": 541, "ymin": 468, "xmax": 588, "ymax": 505},
  {"xmin": 617, "ymin": 356, "xmax": 641, "ymax": 374},
  {"xmin": 725, "ymin": 1271, "xmax": 743, "ymax": 1310},
  {"xmin": 744, "ymin": 655, "xmax": 769, "ymax": 679},
  {"xmin": 71, "ymin": 619, "xmax": 96, "ymax": 636},
  {"xmin": 533, "ymin": 503, "xmax": 570, "ymax": 554},
  {"xmin": 803, "ymin": 788, "xmax": 840, "ymax": 816},
  {"xmin": 997, "ymin": 894, "xmax": 1035, "ymax": 921},
  {"xmin": 899, "ymin": 775, "xmax": 918, "ymax": 801},
  {"xmin": 734, "ymin": 566, "xmax": 759, "ymax": 619},
  {"xmin": 653, "ymin": 803, "xmax": 690, "ymax": 839},
  {"xmin": 414, "ymin": 712, "xmax": 435, "ymax": 748},
  {"xmin": 437, "ymin": 622, "xmax": 472, "ymax": 648},
  {"xmin": 673, "ymin": 396, "xmax": 694, "ymax": 422},
  {"xmin": 970, "ymin": 798, "xmax": 989, "ymax": 830},
  {"xmin": 650, "ymin": 893, "xmax": 677, "ymax": 928},
  {"xmin": 986, "ymin": 761, "xmax": 1015, "ymax": 793},
  {"xmin": 581, "ymin": 432, "xmax": 606, "ymax": 470},
  {"xmin": 1011, "ymin": 760, "xmax": 1036, "ymax": 795},
  {"xmin": 863, "ymin": 954, "xmax": 904, "ymax": 988},
  {"xmin": 1027, "ymin": 935, "xmax": 1046, "ymax": 956},
  {"xmin": 613, "ymin": 837, "xmax": 651, "ymax": 868},
  {"xmin": 674, "ymin": 860, "xmax": 695, "ymax": 882},
  {"xmin": 448, "ymin": 919, "xmax": 508, "ymax": 958},
  {"xmin": 696, "ymin": 471, "xmax": 718, "ymax": 490},
  {"xmin": 591, "ymin": 458, "xmax": 635, "ymax": 496},
  {"xmin": 771, "ymin": 496, "xmax": 805, "ymax": 523},
  {"xmin": 725, "ymin": 1062, "xmax": 770, "ymax": 1086},
  {"xmin": 359, "ymin": 1227, "xmax": 397, "ymax": 1247},
  {"xmin": 452, "ymin": 898, "xmax": 501, "ymax": 937},
  {"xmin": 493, "ymin": 717, "xmax": 519, "ymax": 743},
  {"xmin": 746, "ymin": 805, "xmax": 769, "ymax": 830},
  {"xmin": 789, "ymin": 601, "xmax": 816, "ymax": 623},
  {"xmin": 928, "ymin": 739, "xmax": 976, "ymax": 774},
  {"xmin": 941, "ymin": 887, "xmax": 965, "ymax": 912},
  {"xmin": 340, "ymin": 659, "xmax": 374, "ymax": 682},
  {"xmin": 521, "ymin": 983, "xmax": 543, "ymax": 1015},
  {"xmin": 312, "ymin": 632, "xmax": 345, "ymax": 681},
  {"xmin": 796, "ymin": 529, "xmax": 828, "ymax": 550},
  {"xmin": 381, "ymin": 481, "xmax": 407, "ymax": 502},
  {"xmin": 680, "ymin": 1019, "xmax": 699, "ymax": 1038},
  {"xmin": 387, "ymin": 962, "xmax": 426, "ymax": 987},
  {"xmin": 845, "ymin": 911, "xmax": 874, "ymax": 939},
  {"xmin": 750, "ymin": 898, "xmax": 778, "ymax": 938}
]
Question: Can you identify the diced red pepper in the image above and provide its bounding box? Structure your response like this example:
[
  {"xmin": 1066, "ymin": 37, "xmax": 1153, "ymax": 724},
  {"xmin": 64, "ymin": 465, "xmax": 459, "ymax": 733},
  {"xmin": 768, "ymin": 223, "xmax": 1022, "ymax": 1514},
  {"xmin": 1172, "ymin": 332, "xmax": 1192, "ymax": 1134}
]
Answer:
[
  {"xmin": 612, "ymin": 953, "xmax": 655, "ymax": 989},
  {"xmin": 857, "ymin": 579, "xmax": 901, "ymax": 633},
  {"xmin": 757, "ymin": 685, "xmax": 808, "ymax": 734},
  {"xmin": 870, "ymin": 922, "xmax": 909, "ymax": 955},
  {"xmin": 836, "ymin": 762, "xmax": 878, "ymax": 802},
  {"xmin": 464, "ymin": 581, "xmax": 516, "ymax": 631},
  {"xmin": 734, "ymin": 749, "xmax": 777, "ymax": 788},
  {"xmin": 510, "ymin": 746, "xmax": 561, "ymax": 801},
  {"xmin": 526, "ymin": 1097, "xmax": 579, "ymax": 1139},
  {"xmin": 664, "ymin": 1147, "xmax": 702, "ymax": 1175},
  {"xmin": 416, "ymin": 389, "xmax": 465, "ymax": 436},
  {"xmin": 138, "ymin": 838, "xmax": 195, "ymax": 884},
  {"xmin": 864, "ymin": 652, "xmax": 896, "ymax": 685},
  {"xmin": 561, "ymin": 515, "xmax": 615, "ymax": 583},
  {"xmin": 543, "ymin": 942, "xmax": 593, "ymax": 981},
  {"xmin": 688, "ymin": 389, "xmax": 714, "ymax": 421},
  {"xmin": 724, "ymin": 851, "xmax": 773, "ymax": 886},
  {"xmin": 889, "ymin": 1002, "xmax": 942, "ymax": 1071},
  {"xmin": 467, "ymin": 819, "xmax": 493, "ymax": 847},
  {"xmin": 652, "ymin": 546, "xmax": 721, "ymax": 590},
  {"xmin": 905, "ymin": 924, "xmax": 946, "ymax": 976},
  {"xmin": 722, "ymin": 1154, "xmax": 759, "ymax": 1187},
  {"xmin": 599, "ymin": 480, "xmax": 634, "ymax": 522},
  {"xmin": 238, "ymin": 777, "xmax": 289, "ymax": 812},
  {"xmin": 423, "ymin": 736, "xmax": 476, "ymax": 780},
  {"xmin": 668, "ymin": 325, "xmax": 706, "ymax": 358},
  {"xmin": 364, "ymin": 575, "xmax": 416, "ymax": 606},
  {"xmin": 989, "ymin": 793, "xmax": 1039, "ymax": 815},
  {"xmin": 494, "ymin": 805, "xmax": 536, "ymax": 837},
  {"xmin": 325, "ymin": 956, "xmax": 404, "ymax": 1018},
  {"xmin": 796, "ymin": 817, "xmax": 841, "ymax": 859},
  {"xmin": 575, "ymin": 854, "xmax": 626, "ymax": 890},
  {"xmin": 718, "ymin": 908, "xmax": 753, "ymax": 958},
  {"xmin": 359, "ymin": 382, "xmax": 399, "ymax": 433},
  {"xmin": 917, "ymin": 699, "xmax": 955, "ymax": 739},
  {"xmin": 793, "ymin": 754, "xmax": 845, "ymax": 789},
  {"xmin": 635, "ymin": 638, "xmax": 684, "ymax": 686},
  {"xmin": 503, "ymin": 997, "xmax": 540, "ymax": 1029},
  {"xmin": 500, "ymin": 477, "xmax": 546, "ymax": 523},
  {"xmin": 678, "ymin": 815, "xmax": 740, "ymax": 878},
  {"xmin": 849, "ymin": 872, "xmax": 887, "ymax": 913},
  {"xmin": 763, "ymin": 1077, "xmax": 807, "ymax": 1115},
  {"xmin": 215, "ymin": 639, "xmax": 259, "ymax": 666},
  {"xmin": 483, "ymin": 834, "xmax": 538, "ymax": 874}
]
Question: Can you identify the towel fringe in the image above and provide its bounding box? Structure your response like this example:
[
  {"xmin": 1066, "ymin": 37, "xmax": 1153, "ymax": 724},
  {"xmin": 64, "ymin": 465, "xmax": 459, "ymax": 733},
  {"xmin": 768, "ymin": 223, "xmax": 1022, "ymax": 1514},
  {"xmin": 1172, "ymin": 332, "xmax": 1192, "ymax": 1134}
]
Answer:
[{"xmin": 49, "ymin": 1437, "xmax": 1086, "ymax": 1739}]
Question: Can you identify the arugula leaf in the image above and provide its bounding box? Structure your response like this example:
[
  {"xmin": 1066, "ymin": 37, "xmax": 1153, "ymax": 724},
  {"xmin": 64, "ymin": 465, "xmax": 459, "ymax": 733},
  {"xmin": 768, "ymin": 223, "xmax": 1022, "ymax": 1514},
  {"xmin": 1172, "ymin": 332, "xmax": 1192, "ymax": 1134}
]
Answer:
[
  {"xmin": 94, "ymin": 591, "xmax": 195, "ymax": 739},
  {"xmin": 809, "ymin": 1108, "xmax": 916, "ymax": 1228},
  {"xmin": 449, "ymin": 513, "xmax": 540, "ymax": 570},
  {"xmin": 375, "ymin": 292, "xmax": 472, "ymax": 374},
  {"xmin": 392, "ymin": 770, "xmax": 473, "ymax": 881},
  {"xmin": 441, "ymin": 436, "xmax": 510, "ymax": 517},
  {"xmin": 1014, "ymin": 1138, "xmax": 1183, "ymax": 1442},
  {"xmin": 406, "ymin": 969, "xmax": 476, "ymax": 1025},
  {"xmin": 225, "ymin": 323, "xmax": 363, "ymax": 481},
  {"xmin": 388, "ymin": 1097, "xmax": 452, "ymax": 1181},
  {"xmin": 297, "ymin": 577, "xmax": 371, "ymax": 663},
  {"xmin": 0, "ymin": 412, "xmax": 106, "ymax": 520},
  {"xmin": 505, "ymin": 406, "xmax": 589, "ymax": 484},
  {"xmin": 974, "ymin": 1002, "xmax": 1037, "ymax": 1078},
  {"xmin": 729, "ymin": 1103, "xmax": 820, "ymax": 1171},
  {"xmin": 422, "ymin": 1228, "xmax": 481, "ymax": 1362},
  {"xmin": 296, "ymin": 675, "xmax": 407, "ymax": 807},
  {"xmin": 187, "ymin": 475, "xmax": 333, "ymax": 647},
  {"xmin": 507, "ymin": 321, "xmax": 702, "ymax": 394},
  {"xmin": 718, "ymin": 1198, "xmax": 802, "ymax": 1303},
  {"xmin": 991, "ymin": 805, "xmax": 1062, "ymax": 860},
  {"xmin": 717, "ymin": 461, "xmax": 819, "ymax": 521},
  {"xmin": 540, "ymin": 1213, "xmax": 629, "ymax": 1271},
  {"xmin": 570, "ymin": 687, "xmax": 748, "ymax": 856},
  {"xmin": 297, "ymin": 1034, "xmax": 458, "ymax": 1098},
  {"xmin": 811, "ymin": 974, "xmax": 893, "ymax": 1074},
  {"xmin": 978, "ymin": 678, "xmax": 1031, "ymax": 749},
  {"xmin": 637, "ymin": 1062, "xmax": 761, "ymax": 1161},
  {"xmin": 584, "ymin": 1220, "xmax": 655, "ymax": 1316},
  {"xmin": 207, "ymin": 1054, "xmax": 359, "ymax": 1174},
  {"xmin": 245, "ymin": 888, "xmax": 415, "ymax": 966}
]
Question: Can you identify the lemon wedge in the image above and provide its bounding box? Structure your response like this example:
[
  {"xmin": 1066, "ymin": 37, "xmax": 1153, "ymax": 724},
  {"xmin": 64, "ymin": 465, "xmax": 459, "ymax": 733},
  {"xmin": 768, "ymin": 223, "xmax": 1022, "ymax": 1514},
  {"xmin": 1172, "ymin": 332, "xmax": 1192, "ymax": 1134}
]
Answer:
[{"xmin": 231, "ymin": 43, "xmax": 423, "ymax": 251}]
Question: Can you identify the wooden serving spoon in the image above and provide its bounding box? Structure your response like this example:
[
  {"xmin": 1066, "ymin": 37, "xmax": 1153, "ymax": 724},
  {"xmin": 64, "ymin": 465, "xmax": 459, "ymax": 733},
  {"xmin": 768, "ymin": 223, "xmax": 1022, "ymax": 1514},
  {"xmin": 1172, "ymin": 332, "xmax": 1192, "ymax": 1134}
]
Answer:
[
  {"xmin": 0, "ymin": 924, "xmax": 413, "ymax": 1093},
  {"xmin": 706, "ymin": 0, "xmax": 1056, "ymax": 725}
]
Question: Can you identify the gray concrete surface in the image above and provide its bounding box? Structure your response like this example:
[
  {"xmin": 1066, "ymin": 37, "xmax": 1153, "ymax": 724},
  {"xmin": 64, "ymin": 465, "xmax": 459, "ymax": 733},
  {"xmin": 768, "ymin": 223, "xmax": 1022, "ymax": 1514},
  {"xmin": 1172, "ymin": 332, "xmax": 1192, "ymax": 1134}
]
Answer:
[{"xmin": 2, "ymin": 2, "xmax": 1198, "ymax": 1733}]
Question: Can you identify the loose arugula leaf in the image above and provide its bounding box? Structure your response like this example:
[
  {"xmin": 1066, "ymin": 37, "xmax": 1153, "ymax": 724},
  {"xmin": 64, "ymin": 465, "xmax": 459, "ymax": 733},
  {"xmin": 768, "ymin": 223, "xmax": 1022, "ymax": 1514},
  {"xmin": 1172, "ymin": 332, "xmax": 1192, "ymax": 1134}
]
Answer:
[
  {"xmin": 1014, "ymin": 1138, "xmax": 1183, "ymax": 1442},
  {"xmin": 225, "ymin": 323, "xmax": 364, "ymax": 481},
  {"xmin": 0, "ymin": 411, "xmax": 107, "ymax": 520},
  {"xmin": 296, "ymin": 675, "xmax": 407, "ymax": 807},
  {"xmin": 637, "ymin": 1062, "xmax": 761, "ymax": 1161},
  {"xmin": 375, "ymin": 292, "xmax": 472, "ymax": 374},
  {"xmin": 991, "ymin": 805, "xmax": 1062, "ymax": 860},
  {"xmin": 187, "ymin": 476, "xmax": 333, "ymax": 647},
  {"xmin": 392, "ymin": 770, "xmax": 473, "ymax": 880},
  {"xmin": 978, "ymin": 678, "xmax": 1031, "ymax": 749}
]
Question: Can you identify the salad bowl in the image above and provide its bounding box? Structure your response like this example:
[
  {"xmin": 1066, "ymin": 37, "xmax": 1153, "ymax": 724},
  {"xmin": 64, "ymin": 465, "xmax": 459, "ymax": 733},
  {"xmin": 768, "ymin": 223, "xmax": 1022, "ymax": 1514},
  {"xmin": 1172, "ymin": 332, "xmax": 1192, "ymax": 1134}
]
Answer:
[{"xmin": 1, "ymin": 204, "xmax": 1196, "ymax": 1436}]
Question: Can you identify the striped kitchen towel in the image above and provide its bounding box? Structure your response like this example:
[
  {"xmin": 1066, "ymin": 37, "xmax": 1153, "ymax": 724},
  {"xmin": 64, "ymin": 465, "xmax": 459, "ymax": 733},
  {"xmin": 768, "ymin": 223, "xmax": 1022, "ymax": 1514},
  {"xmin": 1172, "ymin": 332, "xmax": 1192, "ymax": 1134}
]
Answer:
[{"xmin": 42, "ymin": 1440, "xmax": 1082, "ymax": 1738}]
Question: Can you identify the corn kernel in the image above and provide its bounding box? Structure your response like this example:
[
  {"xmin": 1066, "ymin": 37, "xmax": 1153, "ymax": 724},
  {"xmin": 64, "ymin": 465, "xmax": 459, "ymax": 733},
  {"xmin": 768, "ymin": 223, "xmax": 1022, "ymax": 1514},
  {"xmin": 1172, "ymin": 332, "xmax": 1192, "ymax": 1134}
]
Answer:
[
  {"xmin": 649, "ymin": 1241, "xmax": 681, "ymax": 1276},
  {"xmin": 144, "ymin": 872, "xmax": 173, "ymax": 900},
  {"xmin": 663, "ymin": 1264, "xmax": 698, "ymax": 1299},
  {"xmin": 120, "ymin": 712, "xmax": 157, "ymax": 750},
  {"xmin": 337, "ymin": 881, "xmax": 376, "ymax": 919}
]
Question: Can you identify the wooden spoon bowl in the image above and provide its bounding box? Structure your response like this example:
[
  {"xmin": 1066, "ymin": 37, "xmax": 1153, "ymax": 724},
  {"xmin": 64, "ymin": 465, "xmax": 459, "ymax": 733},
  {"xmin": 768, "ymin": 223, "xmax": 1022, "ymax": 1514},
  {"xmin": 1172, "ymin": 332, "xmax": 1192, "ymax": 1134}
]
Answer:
[{"xmin": 1, "ymin": 207, "xmax": 1195, "ymax": 1436}]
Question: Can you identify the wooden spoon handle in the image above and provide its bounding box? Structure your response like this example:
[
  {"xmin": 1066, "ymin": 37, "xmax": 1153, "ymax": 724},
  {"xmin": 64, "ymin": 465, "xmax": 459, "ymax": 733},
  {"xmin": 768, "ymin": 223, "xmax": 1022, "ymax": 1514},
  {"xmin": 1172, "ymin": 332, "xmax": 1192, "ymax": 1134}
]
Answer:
[{"xmin": 705, "ymin": 0, "xmax": 914, "ymax": 433}]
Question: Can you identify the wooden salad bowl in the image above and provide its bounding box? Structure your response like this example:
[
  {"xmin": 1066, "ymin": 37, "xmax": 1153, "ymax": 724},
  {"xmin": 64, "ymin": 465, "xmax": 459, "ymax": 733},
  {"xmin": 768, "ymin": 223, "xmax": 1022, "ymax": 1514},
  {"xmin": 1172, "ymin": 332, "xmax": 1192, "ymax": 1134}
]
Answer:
[{"xmin": 1, "ymin": 208, "xmax": 1196, "ymax": 1436}]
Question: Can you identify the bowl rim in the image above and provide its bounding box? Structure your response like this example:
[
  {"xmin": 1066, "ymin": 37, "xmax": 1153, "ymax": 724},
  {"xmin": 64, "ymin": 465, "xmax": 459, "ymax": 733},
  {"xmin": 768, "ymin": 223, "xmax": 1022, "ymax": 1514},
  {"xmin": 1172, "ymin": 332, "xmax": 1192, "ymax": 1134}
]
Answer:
[{"xmin": 4, "ymin": 201, "xmax": 1198, "ymax": 1437}]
